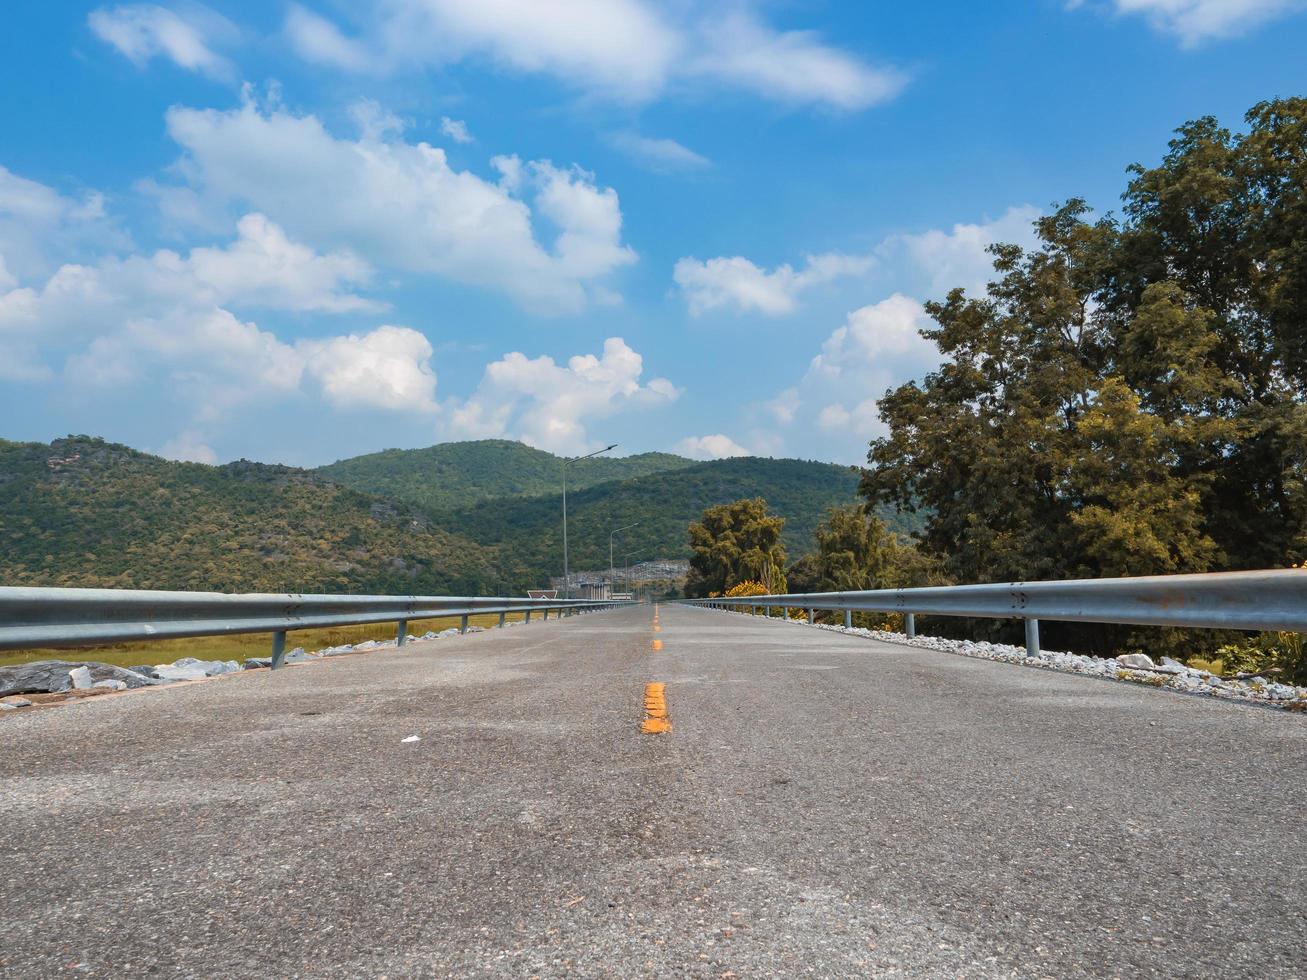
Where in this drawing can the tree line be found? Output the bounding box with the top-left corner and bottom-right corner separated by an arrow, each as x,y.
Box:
686,98 -> 1306,679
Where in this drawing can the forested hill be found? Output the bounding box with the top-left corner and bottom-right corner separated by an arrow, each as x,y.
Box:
1,436 -> 898,594
0,436 -> 497,594
317,439 -> 695,512
435,456 -> 916,587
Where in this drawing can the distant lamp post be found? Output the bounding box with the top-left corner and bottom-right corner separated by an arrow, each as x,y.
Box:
563,443 -> 616,599
609,522 -> 639,594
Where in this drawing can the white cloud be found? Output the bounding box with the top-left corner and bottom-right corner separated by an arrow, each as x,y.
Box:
0,165 -> 124,281
674,251 -> 873,316
690,11 -> 908,110
285,3 -> 371,71
183,213 -> 379,313
609,132 -> 709,174
353,0 -> 679,99
766,387 -> 800,424
158,430 -> 218,464
445,336 -> 679,454
88,3 -> 237,79
879,205 -> 1040,299
286,1 -> 904,111
440,116 -> 474,143
159,96 -> 636,312
767,294 -> 938,453
302,326 -> 438,413
676,433 -> 750,459
0,168 -> 437,420
680,205 -> 1039,320
808,294 -> 938,380
1073,0 -> 1305,43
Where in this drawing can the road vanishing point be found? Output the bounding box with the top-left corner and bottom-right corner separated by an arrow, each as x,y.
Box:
2,603 -> 1305,978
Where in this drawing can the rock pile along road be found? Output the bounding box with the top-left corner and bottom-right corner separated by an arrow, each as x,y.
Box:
3,603 -> 1305,977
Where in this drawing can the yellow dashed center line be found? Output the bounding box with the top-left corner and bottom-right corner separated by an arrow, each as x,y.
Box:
651,638 -> 663,651
641,682 -> 671,734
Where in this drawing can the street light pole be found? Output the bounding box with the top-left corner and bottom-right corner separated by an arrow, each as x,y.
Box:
563,443 -> 616,599
609,522 -> 639,594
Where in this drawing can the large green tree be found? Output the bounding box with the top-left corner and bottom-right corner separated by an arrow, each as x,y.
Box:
684,498 -> 787,597
860,98 -> 1307,647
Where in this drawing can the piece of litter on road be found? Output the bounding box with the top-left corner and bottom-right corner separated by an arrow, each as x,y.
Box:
401,735 -> 421,743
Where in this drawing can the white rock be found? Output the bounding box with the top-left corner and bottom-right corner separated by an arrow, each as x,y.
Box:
1116,653 -> 1155,670
401,735 -> 421,743
92,679 -> 127,691
68,666 -> 93,690
151,665 -> 209,682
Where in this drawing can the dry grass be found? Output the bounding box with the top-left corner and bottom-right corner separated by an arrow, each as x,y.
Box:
0,611 -> 526,670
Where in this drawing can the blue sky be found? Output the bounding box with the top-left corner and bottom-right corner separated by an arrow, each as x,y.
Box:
2,1 -> 1305,467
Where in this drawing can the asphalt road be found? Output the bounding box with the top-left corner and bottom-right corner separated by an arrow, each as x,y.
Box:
3,604 -> 1305,978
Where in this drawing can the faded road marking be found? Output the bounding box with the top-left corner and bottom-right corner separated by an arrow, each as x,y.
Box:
641,682 -> 671,734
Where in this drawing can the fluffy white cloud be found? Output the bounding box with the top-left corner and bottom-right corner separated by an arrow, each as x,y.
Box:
440,116 -> 474,143
609,132 -> 710,174
286,1 -> 904,111
158,96 -> 636,312
675,433 -> 750,459
768,294 -> 938,453
879,206 -> 1040,300
674,251 -> 873,316
302,325 -> 438,413
1069,0 -> 1304,43
182,213 -> 379,313
0,165 -> 124,281
88,3 -> 237,79
682,205 -> 1039,320
285,3 -> 371,70
816,399 -> 882,436
691,11 -> 907,110
808,294 -> 938,381
158,430 -> 218,464
0,169 -> 438,417
446,337 -> 679,454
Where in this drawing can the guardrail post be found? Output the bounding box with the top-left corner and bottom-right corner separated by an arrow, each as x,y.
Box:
525,610 -> 532,624
397,618 -> 408,647
498,611 -> 506,628
270,630 -> 287,670
905,613 -> 916,639
1025,618 -> 1040,658
460,614 -> 469,634
844,609 -> 852,629
807,608 -> 815,624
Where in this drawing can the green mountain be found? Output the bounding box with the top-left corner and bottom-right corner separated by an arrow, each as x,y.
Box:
318,439 -> 695,513
433,456 -> 916,585
0,436 -> 497,594
1,436 -> 907,595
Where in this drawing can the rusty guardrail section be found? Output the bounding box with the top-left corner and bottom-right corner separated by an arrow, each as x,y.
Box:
682,569 -> 1307,656
0,587 -> 623,667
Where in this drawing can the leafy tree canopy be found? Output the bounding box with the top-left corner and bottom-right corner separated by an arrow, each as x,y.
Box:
685,498 -> 787,597
862,98 -> 1307,594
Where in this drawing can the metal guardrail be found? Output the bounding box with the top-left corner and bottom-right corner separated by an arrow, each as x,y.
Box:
682,569 -> 1307,656
0,587 -> 623,668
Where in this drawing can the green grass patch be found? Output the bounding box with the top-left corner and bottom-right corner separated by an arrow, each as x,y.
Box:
0,611 -> 526,670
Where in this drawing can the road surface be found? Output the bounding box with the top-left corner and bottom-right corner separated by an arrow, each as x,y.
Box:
3,604 -> 1305,977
